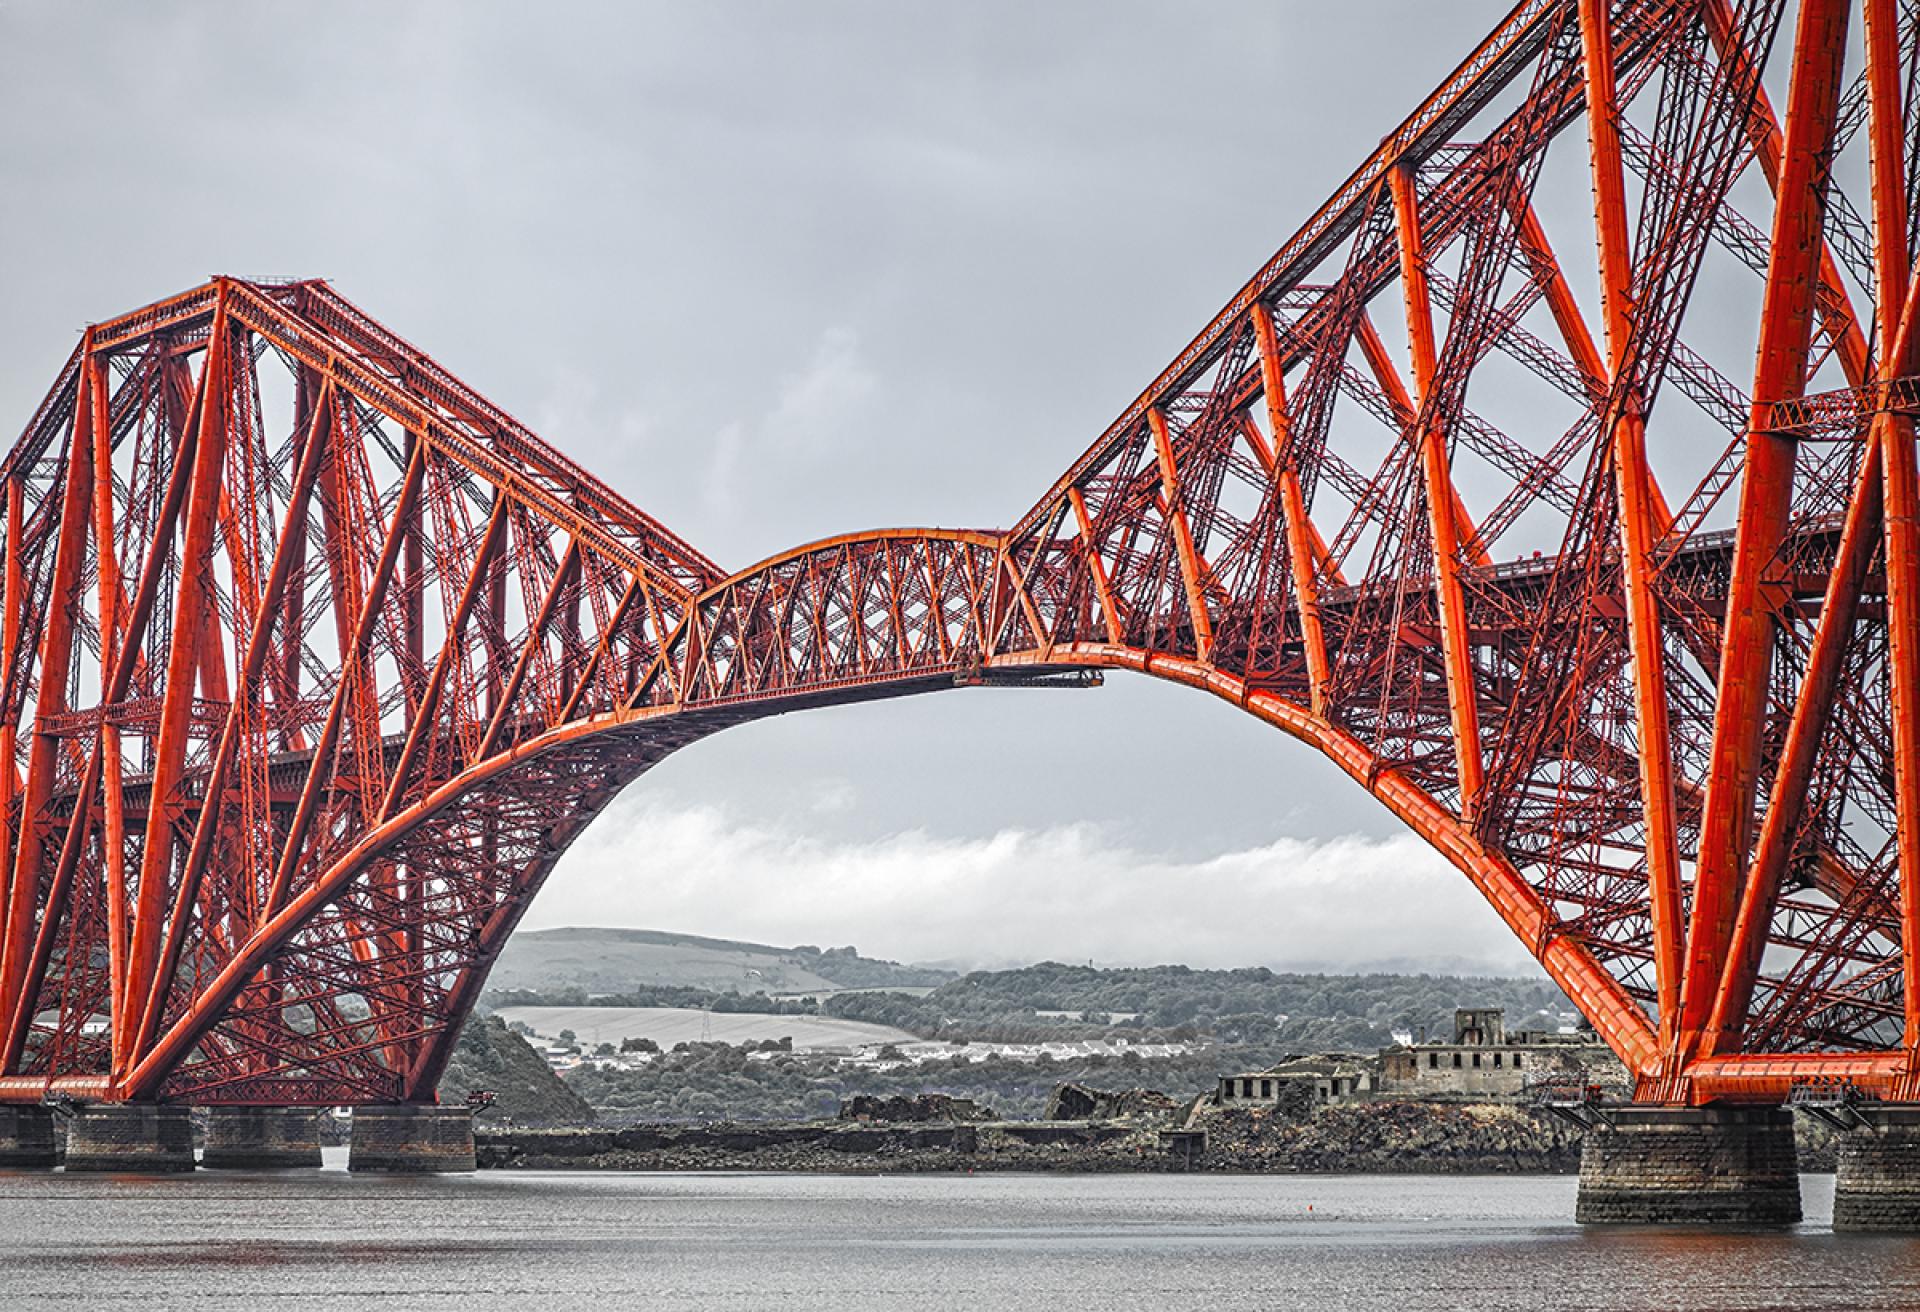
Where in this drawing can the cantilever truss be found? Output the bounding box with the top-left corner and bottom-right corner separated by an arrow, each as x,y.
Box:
2,0 -> 1919,1106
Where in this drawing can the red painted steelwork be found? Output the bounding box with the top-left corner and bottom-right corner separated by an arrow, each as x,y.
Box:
3,0 -> 1919,1106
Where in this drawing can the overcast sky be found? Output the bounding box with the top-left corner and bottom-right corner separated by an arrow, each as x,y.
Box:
0,1 -> 1542,974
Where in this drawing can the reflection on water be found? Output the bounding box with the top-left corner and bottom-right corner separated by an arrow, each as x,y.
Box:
0,1154 -> 1906,1311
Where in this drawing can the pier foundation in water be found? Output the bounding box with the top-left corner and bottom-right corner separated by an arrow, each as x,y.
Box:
0,1105 -> 56,1168
1833,1104 -> 1920,1231
201,1106 -> 324,1170
1575,1105 -> 1799,1225
349,1105 -> 476,1173
63,1103 -> 196,1173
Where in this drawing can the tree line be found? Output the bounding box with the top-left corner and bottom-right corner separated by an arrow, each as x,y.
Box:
486,964 -> 1575,1053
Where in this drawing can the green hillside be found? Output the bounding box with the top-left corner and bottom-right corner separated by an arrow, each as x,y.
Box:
437,1015 -> 595,1126
488,926 -> 956,995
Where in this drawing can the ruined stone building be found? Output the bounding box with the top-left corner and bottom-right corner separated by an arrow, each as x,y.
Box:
1044,1083 -> 1180,1123
838,1093 -> 990,1123
1374,1007 -> 1623,1099
1209,1007 -> 1625,1114
1215,1054 -> 1375,1111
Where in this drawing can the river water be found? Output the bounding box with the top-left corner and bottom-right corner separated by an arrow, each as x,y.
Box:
0,1157 -> 1911,1310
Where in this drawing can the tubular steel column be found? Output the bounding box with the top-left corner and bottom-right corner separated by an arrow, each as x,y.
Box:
124,286 -> 234,1066
1251,303 -> 1332,715
84,342 -> 131,1075
1389,163 -> 1485,821
1146,407 -> 1215,662
1684,0 -> 1853,1060
1710,448 -> 1883,1049
1577,0 -> 1686,1048
0,479 -> 20,1020
1,342 -> 99,1065
1862,0 -> 1920,1061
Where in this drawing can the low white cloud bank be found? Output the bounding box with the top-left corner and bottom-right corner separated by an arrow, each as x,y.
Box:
525,795 -> 1540,976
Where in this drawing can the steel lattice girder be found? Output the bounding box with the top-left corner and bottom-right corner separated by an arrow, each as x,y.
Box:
2,0 -> 1920,1107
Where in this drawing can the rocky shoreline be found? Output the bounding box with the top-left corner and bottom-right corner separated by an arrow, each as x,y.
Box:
1198,1102 -> 1584,1173
475,1098 -> 1857,1175
476,1100 -> 1600,1174
477,1119 -> 1176,1173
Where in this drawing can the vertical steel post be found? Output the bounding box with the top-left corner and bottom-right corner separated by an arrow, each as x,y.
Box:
1389,162 -> 1485,821
1684,0 -> 1852,1059
1577,0 -> 1687,1047
124,286 -> 234,1063
1861,0 -> 1920,1056
1146,407 -> 1215,661
1251,303 -> 1333,714
0,363 -> 95,1053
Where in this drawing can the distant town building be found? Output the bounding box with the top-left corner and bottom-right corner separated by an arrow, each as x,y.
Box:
1375,1007 -> 1622,1099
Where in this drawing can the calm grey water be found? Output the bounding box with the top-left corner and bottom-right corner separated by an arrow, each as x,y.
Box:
0,1155 -> 1911,1311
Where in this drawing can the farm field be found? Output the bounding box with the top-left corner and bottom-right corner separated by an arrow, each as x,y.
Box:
495,1005 -> 919,1052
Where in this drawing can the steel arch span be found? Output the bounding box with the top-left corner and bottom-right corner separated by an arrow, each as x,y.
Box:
4,0 -> 1920,1107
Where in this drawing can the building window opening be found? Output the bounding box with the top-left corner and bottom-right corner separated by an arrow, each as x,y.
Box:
1260,1080 -> 1272,1099
1453,1053 -> 1462,1068
1493,1053 -> 1502,1068
1513,1053 -> 1524,1068
1472,1053 -> 1482,1068
1428,1053 -> 1439,1069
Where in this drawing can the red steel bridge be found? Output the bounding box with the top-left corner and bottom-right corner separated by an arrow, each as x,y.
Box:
1,0 -> 1918,1110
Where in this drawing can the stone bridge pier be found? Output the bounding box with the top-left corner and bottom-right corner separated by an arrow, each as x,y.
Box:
0,1105 -> 56,1168
348,1105 -> 476,1173
0,1100 -> 476,1172
63,1104 -> 197,1173
201,1107 -> 324,1169
1575,1105 -> 1801,1226
1831,1105 -> 1920,1231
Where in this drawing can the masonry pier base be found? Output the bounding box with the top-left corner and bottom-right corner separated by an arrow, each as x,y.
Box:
348,1105 -> 475,1173
1575,1105 -> 1799,1225
1831,1105 -> 1920,1230
0,1106 -> 56,1168
201,1107 -> 323,1169
63,1104 -> 196,1173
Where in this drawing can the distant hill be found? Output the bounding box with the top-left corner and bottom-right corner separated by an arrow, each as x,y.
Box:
488,926 -> 956,995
